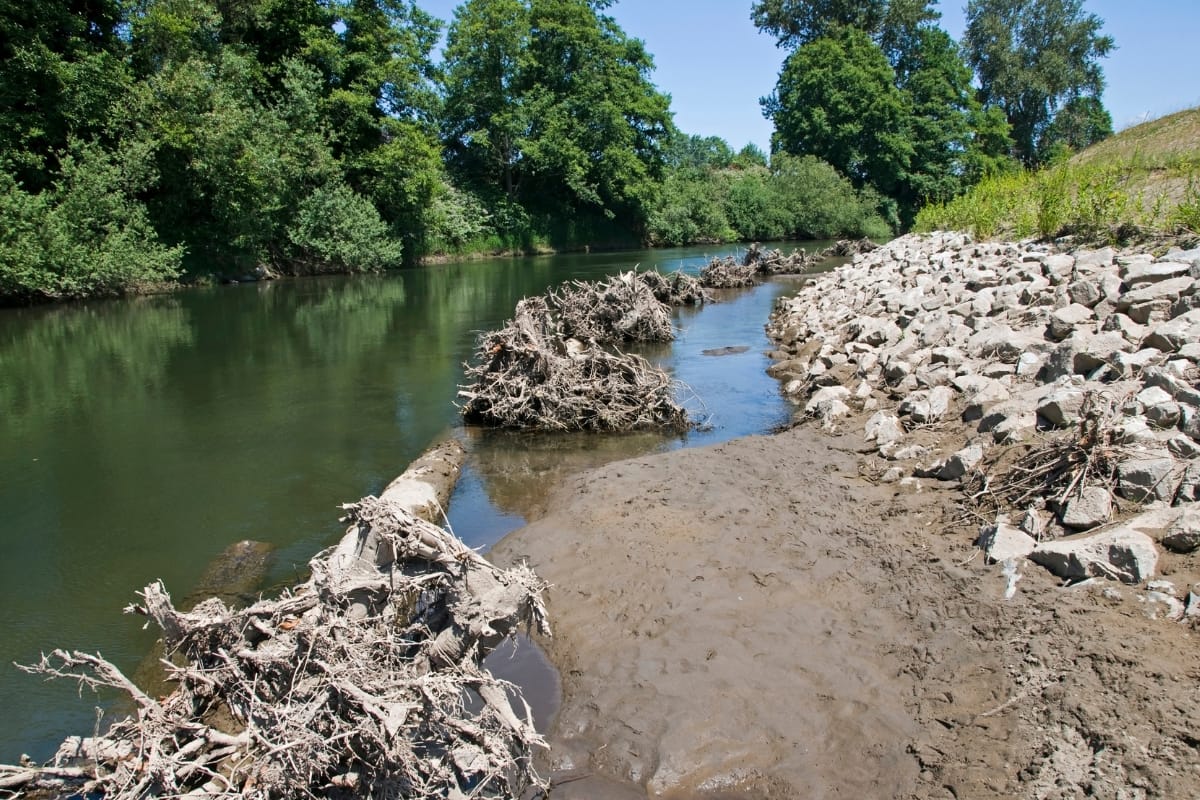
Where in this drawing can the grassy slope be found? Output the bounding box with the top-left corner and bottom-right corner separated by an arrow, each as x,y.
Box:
915,107 -> 1200,243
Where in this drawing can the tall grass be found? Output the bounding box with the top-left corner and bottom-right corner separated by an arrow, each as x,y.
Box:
915,113 -> 1200,243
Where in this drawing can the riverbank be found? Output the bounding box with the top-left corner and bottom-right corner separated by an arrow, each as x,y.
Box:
490,232 -> 1200,798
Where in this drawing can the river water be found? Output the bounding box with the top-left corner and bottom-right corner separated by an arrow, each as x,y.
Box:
0,242 -> 830,762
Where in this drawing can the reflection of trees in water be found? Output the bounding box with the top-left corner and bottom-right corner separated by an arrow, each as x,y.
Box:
465,427 -> 672,520
0,298 -> 194,422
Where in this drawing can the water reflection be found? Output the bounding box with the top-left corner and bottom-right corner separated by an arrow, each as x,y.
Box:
0,241 -> 826,762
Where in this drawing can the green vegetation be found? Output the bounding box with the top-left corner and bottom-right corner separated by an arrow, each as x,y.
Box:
0,0 -> 1127,301
915,108 -> 1200,242
755,0 -> 1115,225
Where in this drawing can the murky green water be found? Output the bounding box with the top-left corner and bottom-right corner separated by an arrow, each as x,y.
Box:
0,243 -> 829,761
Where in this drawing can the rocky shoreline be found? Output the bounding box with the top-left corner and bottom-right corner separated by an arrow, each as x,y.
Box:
488,232 -> 1200,799
768,231 -> 1200,604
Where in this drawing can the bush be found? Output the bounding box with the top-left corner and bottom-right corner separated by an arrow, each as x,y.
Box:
286,183 -> 404,273
0,141 -> 181,301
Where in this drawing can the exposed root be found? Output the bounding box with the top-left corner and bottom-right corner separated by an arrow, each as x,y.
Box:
458,297 -> 691,433
700,256 -> 758,288
4,500 -> 551,799
551,272 -> 675,344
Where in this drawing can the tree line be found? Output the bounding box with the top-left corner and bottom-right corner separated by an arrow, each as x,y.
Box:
0,0 -> 1113,301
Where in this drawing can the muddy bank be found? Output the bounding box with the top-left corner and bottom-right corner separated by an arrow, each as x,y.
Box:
487,232 -> 1200,798
491,423 -> 1200,798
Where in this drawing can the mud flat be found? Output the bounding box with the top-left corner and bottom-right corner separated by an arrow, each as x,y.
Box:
491,233 -> 1200,799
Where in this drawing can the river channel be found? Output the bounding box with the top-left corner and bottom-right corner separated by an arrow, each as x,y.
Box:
0,242 -> 834,762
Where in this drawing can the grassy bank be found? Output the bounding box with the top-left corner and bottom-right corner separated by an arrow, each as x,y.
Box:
915,108 -> 1200,243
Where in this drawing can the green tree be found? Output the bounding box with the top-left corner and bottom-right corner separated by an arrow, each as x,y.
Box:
441,0 -> 530,202
518,0 -> 672,235
763,26 -> 913,198
963,0 -> 1114,166
751,0 -> 938,62
1042,95 -> 1113,158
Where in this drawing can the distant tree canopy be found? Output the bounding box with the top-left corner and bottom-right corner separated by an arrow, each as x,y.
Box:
963,0 -> 1114,166
757,0 -> 1113,223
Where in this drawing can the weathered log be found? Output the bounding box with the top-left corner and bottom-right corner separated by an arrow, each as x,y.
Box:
379,437 -> 466,524
5,444 -> 549,800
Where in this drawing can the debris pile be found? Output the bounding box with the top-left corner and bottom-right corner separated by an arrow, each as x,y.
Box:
458,296 -> 691,433
0,457 -> 551,798
767,230 -> 1200,599
552,272 -> 677,344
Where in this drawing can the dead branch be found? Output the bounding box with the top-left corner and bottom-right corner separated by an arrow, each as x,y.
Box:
457,296 -> 692,433
5,497 -> 552,799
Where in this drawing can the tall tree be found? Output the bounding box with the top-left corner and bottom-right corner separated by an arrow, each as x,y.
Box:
751,0 -> 938,63
763,26 -> 912,199
963,0 -> 1114,166
441,0 -> 530,201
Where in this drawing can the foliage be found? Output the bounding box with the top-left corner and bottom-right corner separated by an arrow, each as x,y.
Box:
914,120 -> 1200,243
963,0 -> 1114,167
0,141 -> 182,301
287,183 -> 404,273
764,26 -> 913,198
750,0 -> 938,58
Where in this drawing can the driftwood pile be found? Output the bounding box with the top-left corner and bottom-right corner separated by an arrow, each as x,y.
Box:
702,239 -> 880,289
551,272 -> 676,344
1,477 -> 551,798
458,296 -> 690,433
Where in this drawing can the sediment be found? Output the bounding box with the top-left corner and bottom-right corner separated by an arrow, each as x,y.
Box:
488,232 -> 1200,799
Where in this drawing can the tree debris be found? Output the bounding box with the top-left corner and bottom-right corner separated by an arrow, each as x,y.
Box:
458,296 -> 691,433
2,494 -> 551,799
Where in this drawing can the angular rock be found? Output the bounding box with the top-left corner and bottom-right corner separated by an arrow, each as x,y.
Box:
1047,303 -> 1095,341
977,521 -> 1037,563
1073,247 -> 1115,271
900,385 -> 954,424
1067,279 -> 1103,308
1168,433 -> 1200,460
864,411 -> 905,448
938,444 -> 985,481
1116,454 -> 1179,503
1162,508 -> 1200,553
1116,276 -> 1196,311
1030,529 -> 1158,584
1136,385 -> 1181,428
1143,308 -> 1200,353
1061,486 -> 1113,530
1122,259 -> 1193,286
1037,385 -> 1088,427
1112,348 -> 1164,377
805,386 -> 852,424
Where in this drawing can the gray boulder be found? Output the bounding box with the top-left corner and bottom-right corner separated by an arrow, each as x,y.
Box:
1143,308 -> 1200,353
1030,528 -> 1158,584
864,411 -> 905,448
1136,385 -> 1181,428
977,521 -> 1037,563
1037,385 -> 1087,427
1067,279 -> 1103,308
1046,303 -> 1096,341
938,444 -> 985,481
900,385 -> 954,423
1162,508 -> 1200,553
1061,486 -> 1113,530
1122,259 -> 1193,286
1116,454 -> 1179,503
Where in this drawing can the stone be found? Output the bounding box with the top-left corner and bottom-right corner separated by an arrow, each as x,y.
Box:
848,316 -> 902,347
1112,348 -> 1164,377
900,385 -> 954,424
1030,528 -> 1158,584
1112,416 -> 1158,446
1061,486 -> 1113,530
977,521 -> 1037,563
1040,331 -> 1133,381
864,411 -> 905,448
1116,454 -> 1178,503
1037,385 -> 1087,427
1143,308 -> 1200,353
1176,463 -> 1200,504
1135,385 -> 1181,428
991,409 -> 1036,443
939,444 -> 984,481
952,374 -> 1011,406
1116,276 -> 1196,311
1167,434 -> 1200,460
1128,299 -> 1174,326
1122,259 -> 1193,286
1161,508 -> 1200,553
1073,247 -> 1115,271
1041,254 -> 1077,282
805,386 -> 852,424
1046,303 -> 1096,341
879,466 -> 904,483
1067,279 -> 1103,308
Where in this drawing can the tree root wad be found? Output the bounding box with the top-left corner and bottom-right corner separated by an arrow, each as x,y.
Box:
2,498 -> 552,799
458,272 -> 700,434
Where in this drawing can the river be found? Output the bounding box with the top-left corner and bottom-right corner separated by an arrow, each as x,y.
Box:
0,242 -> 832,762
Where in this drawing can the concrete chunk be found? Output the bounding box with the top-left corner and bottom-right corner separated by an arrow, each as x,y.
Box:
1030,528 -> 1158,584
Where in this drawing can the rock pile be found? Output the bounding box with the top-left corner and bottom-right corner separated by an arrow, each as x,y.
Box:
767,231 -> 1200,605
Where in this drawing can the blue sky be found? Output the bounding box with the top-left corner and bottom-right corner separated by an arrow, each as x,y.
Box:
417,0 -> 1200,153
